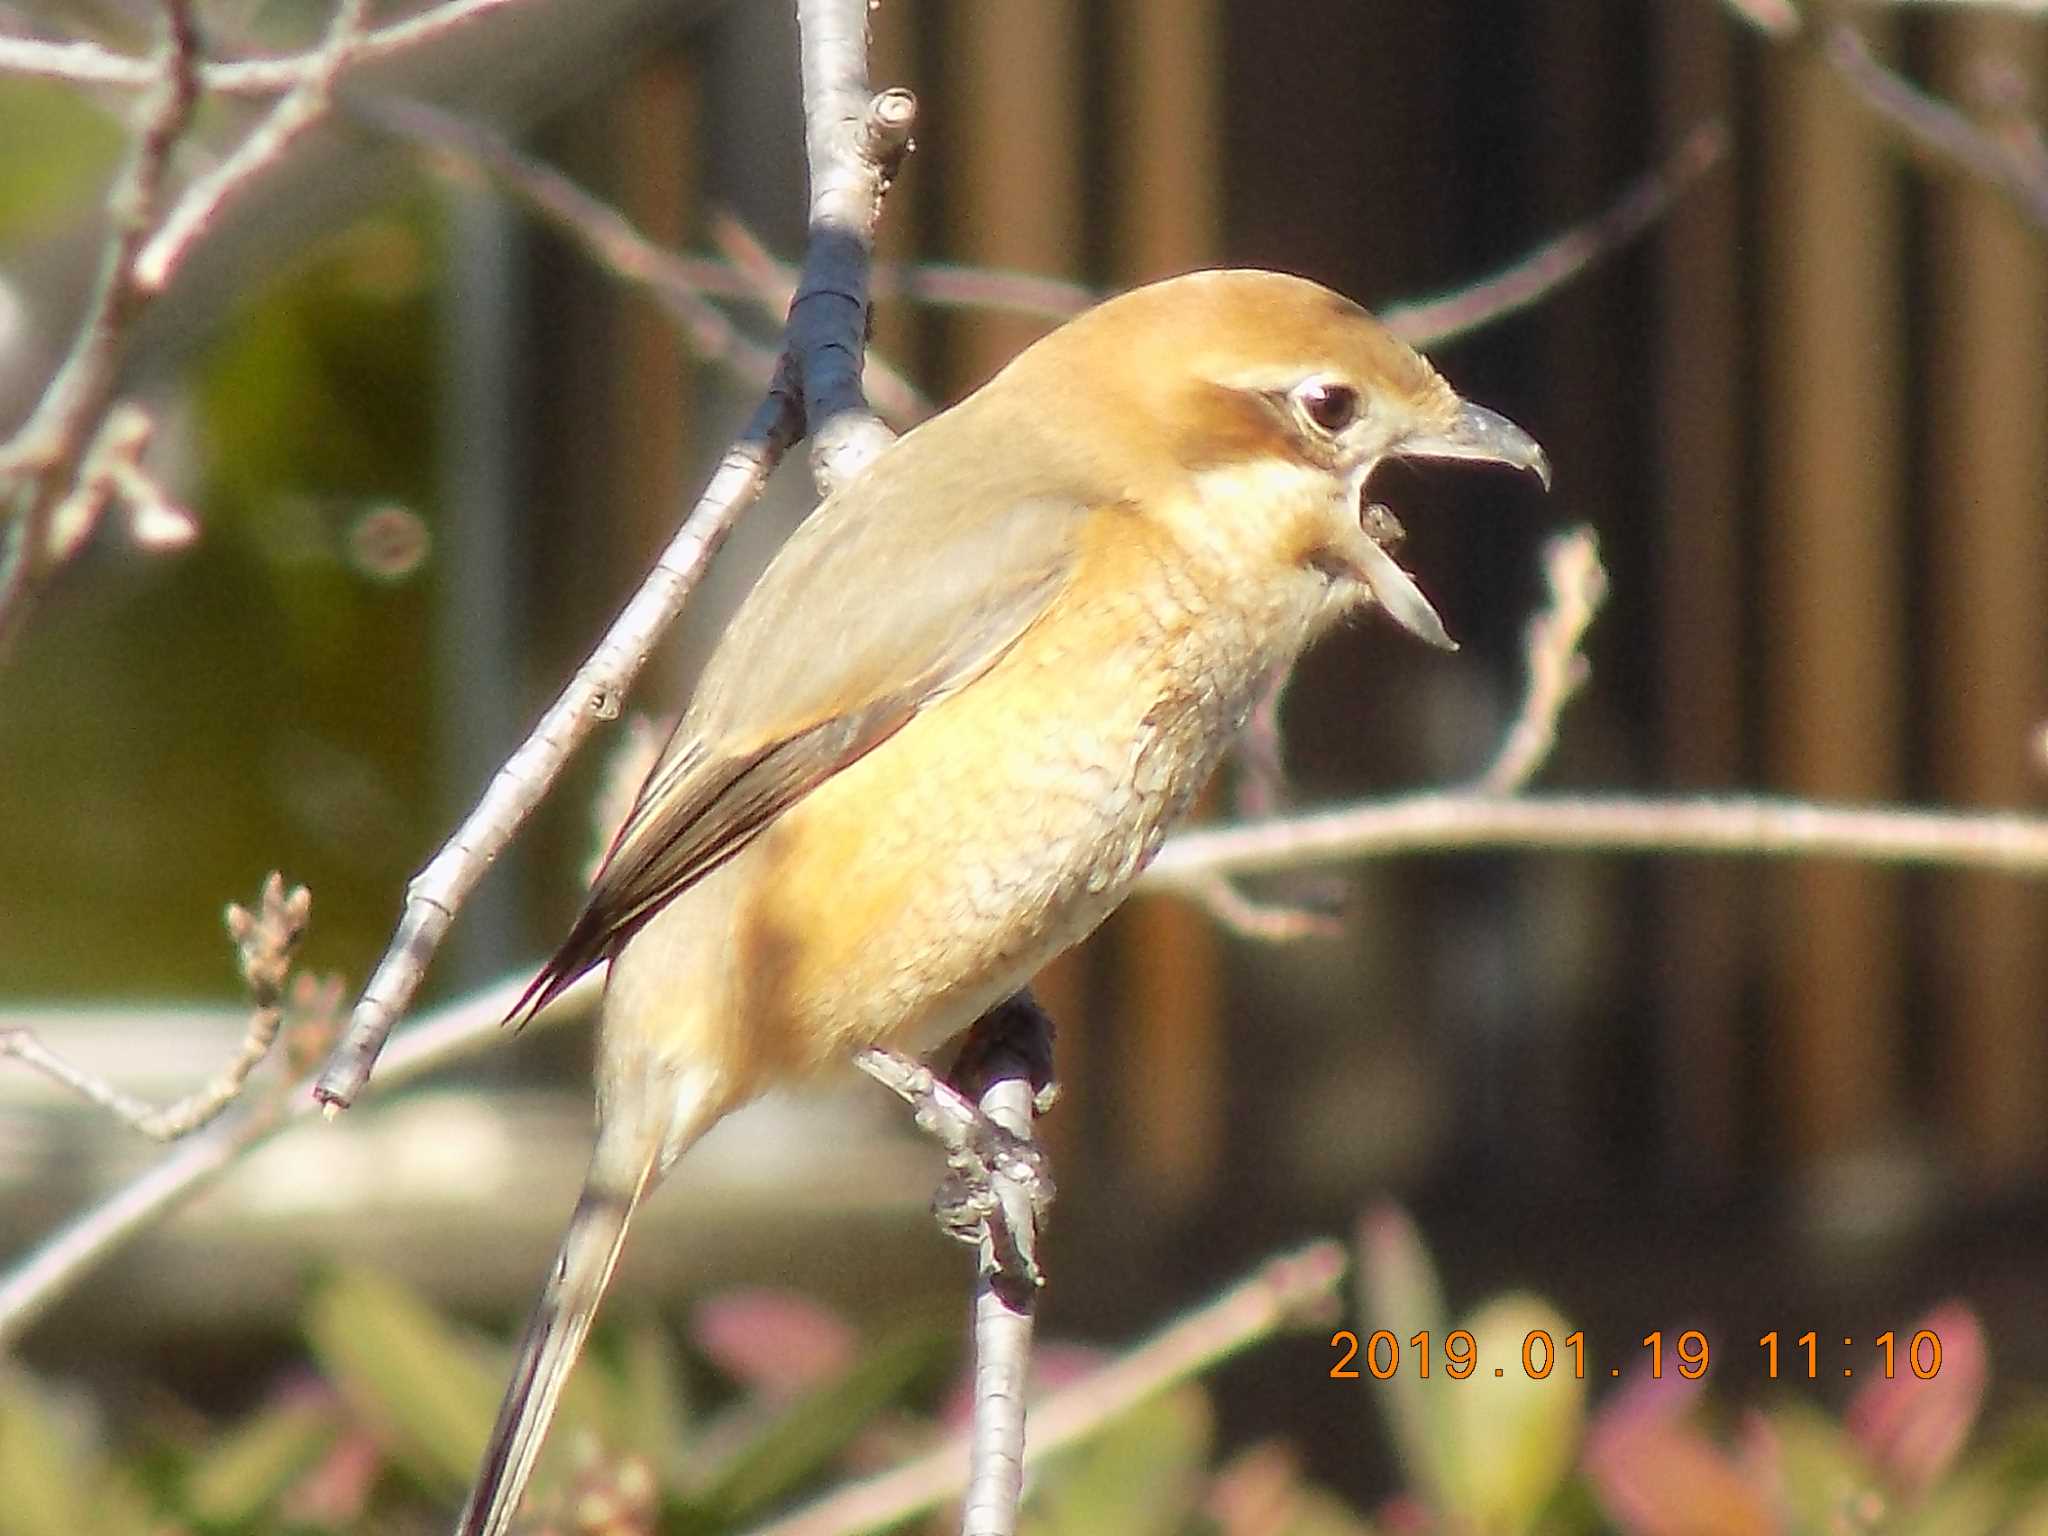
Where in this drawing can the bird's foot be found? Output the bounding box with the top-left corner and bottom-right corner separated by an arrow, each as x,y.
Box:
856,991 -> 1058,1306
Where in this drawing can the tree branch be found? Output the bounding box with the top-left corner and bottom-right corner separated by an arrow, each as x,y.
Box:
1143,794 -> 2048,890
0,968 -> 595,1350
1821,21 -> 2048,234
1475,526 -> 1608,794
1382,119 -> 1730,348
0,0 -> 542,96
1,874 -> 310,1140
130,0 -> 371,294
313,0 -> 917,1111
0,0 -> 198,649
741,1242 -> 1344,1536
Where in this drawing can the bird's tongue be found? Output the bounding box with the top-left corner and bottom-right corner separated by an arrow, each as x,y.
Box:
1357,502 -> 1456,652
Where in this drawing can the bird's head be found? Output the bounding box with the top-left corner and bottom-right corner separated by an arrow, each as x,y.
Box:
1001,268 -> 1551,650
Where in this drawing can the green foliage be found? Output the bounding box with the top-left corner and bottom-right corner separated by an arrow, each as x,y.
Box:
10,1223 -> 2048,1534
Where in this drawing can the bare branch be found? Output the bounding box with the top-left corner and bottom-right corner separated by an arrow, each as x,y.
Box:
741,1241 -> 1345,1536
866,262 -> 1095,324
360,98 -> 787,389
1383,120 -> 1730,349
0,966 -> 596,1350
314,0 -> 919,1110
790,0 -> 913,495
1183,874 -> 1345,943
1475,526 -> 1609,794
0,0 -> 540,96
0,0 -> 198,647
1,874 -> 309,1139
707,215 -> 934,422
131,0 -> 372,293
1716,0 -> 1804,35
1144,794 -> 2048,890
1822,22 -> 2048,234
313,426 -> 794,1111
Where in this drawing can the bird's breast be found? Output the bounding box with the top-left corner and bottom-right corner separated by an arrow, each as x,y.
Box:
717,541 -> 1293,1085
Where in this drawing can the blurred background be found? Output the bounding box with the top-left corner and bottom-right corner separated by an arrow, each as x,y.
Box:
3,0 -> 2046,1528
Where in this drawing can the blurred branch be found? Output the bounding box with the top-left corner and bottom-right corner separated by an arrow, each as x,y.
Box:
0,0 -> 198,650
0,874 -> 309,1140
1383,120 -> 1730,348
1822,22 -> 2048,234
1714,3 -> 2048,233
131,0 -> 370,292
0,968 -> 595,1350
744,1241 -> 1346,1536
1476,526 -> 1608,794
1145,794 -> 2048,889
358,96 -> 787,389
313,0 -> 916,1110
0,0 -> 542,96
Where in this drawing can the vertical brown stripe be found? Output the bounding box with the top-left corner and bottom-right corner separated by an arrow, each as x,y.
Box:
1762,32 -> 1907,1167
1655,5 -> 1746,1180
949,0 -> 1083,388
1928,20 -> 2048,1190
615,51 -> 699,701
1108,0 -> 1226,1204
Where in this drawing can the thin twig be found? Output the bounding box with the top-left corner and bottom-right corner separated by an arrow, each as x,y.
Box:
741,1241 -> 1346,1536
1822,22 -> 2048,234
132,0 -> 371,293
1143,793 -> 2048,889
1383,120 -> 1730,349
1475,526 -> 1609,794
358,98 -> 786,387
0,0 -> 540,96
1183,874 -> 1345,943
1,874 -> 308,1140
313,0 -> 917,1111
1716,0 -> 1804,35
0,0 -> 198,647
0,967 -> 597,1349
312,423 -> 793,1110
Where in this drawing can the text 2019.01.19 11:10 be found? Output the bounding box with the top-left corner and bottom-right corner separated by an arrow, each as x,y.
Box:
1328,1329 -> 1945,1382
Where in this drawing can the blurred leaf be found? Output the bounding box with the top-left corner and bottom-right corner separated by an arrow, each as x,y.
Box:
1890,1470 -> 2010,1536
304,1267 -> 506,1492
1845,1303 -> 1986,1498
1208,1440 -> 1380,1536
1355,1205 -> 1452,1503
0,1370 -> 153,1536
1020,1385 -> 1210,1536
693,1288 -> 858,1401
1762,1404 -> 1879,1535
1582,1401 -> 1775,1536
606,1317 -> 696,1481
695,1323 -> 947,1523
1437,1294 -> 1585,1533
181,1391 -> 340,1530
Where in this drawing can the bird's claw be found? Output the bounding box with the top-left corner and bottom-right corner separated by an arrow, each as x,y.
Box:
933,1117 -> 1054,1301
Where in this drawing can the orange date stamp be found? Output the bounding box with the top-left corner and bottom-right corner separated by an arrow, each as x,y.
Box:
1328,1328 -> 1946,1382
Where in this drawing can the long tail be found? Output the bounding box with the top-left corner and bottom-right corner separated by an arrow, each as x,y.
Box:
454,1164 -> 652,1536
456,1060 -> 720,1536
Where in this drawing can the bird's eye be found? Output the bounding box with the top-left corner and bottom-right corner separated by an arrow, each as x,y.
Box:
1296,379 -> 1360,435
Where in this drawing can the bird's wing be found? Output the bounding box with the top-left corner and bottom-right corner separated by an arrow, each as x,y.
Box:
510,443 -> 1091,1023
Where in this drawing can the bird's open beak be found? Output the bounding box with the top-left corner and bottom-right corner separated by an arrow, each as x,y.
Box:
1335,401 -> 1549,653
1398,400 -> 1552,490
